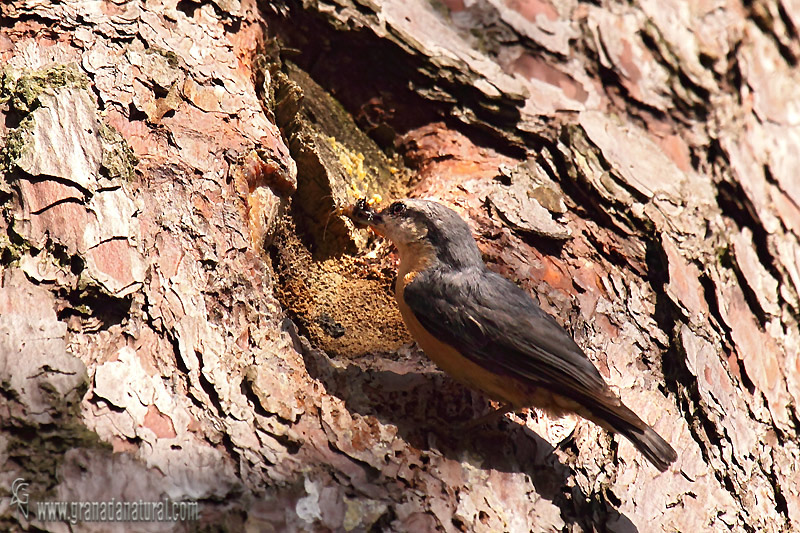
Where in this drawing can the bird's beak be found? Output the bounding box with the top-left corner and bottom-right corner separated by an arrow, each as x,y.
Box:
342,198 -> 385,235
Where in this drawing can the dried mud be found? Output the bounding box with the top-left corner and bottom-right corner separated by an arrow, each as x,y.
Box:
270,215 -> 411,359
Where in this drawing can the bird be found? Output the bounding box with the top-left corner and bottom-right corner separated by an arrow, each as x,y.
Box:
344,197 -> 677,471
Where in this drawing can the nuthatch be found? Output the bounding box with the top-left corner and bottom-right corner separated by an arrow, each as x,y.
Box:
345,197 -> 677,471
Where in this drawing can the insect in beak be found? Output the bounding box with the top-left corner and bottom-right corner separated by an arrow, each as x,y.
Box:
340,194 -> 383,229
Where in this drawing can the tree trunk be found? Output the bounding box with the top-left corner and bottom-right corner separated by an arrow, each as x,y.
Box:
1,0 -> 798,531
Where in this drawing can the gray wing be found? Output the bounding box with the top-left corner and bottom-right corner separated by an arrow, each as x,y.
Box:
403,267 -> 611,403
405,267 -> 678,470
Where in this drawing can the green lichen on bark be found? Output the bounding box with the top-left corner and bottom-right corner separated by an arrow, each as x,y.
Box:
0,63 -> 137,181
0,115 -> 34,174
0,63 -> 90,114
0,228 -> 26,265
98,122 -> 138,182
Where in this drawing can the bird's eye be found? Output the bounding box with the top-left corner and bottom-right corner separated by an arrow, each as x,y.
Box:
389,202 -> 406,215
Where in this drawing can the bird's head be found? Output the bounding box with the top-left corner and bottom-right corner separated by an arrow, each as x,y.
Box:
346,198 -> 484,270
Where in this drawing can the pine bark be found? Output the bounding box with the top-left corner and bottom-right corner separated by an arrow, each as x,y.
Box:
1,0 -> 798,531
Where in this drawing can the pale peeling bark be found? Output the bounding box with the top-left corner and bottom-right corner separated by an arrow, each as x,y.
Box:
0,0 -> 798,532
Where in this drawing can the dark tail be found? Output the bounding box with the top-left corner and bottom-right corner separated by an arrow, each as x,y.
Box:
587,400 -> 678,472
617,422 -> 677,472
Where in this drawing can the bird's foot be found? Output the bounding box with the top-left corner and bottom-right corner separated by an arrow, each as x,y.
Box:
455,403 -> 516,434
